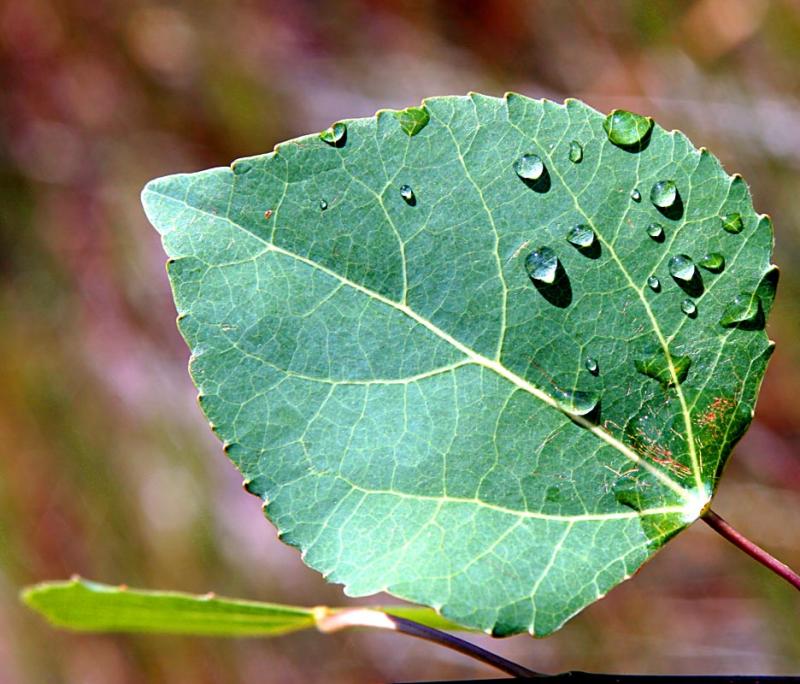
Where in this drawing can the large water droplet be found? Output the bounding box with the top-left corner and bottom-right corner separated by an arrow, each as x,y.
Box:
552,387 -> 600,417
650,180 -> 678,209
400,184 -> 415,203
720,292 -> 762,328
699,252 -> 725,273
585,357 -> 599,374
630,188 -> 641,202
524,247 -> 558,284
319,199 -> 328,211
669,254 -> 695,282
568,140 -> 583,163
514,154 -> 544,180
319,122 -> 346,146
394,106 -> 430,137
603,110 -> 653,147
681,299 -> 697,317
647,276 -> 661,291
566,224 -> 595,249
722,212 -> 744,234
647,223 -> 664,240
635,351 -> 692,386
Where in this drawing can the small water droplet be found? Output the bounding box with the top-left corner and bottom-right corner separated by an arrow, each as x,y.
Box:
400,184 -> 415,203
585,357 -> 599,374
669,254 -> 695,282
568,140 -> 583,163
552,387 -> 599,416
646,223 -> 664,240
514,154 -> 545,181
319,199 -> 328,211
603,109 -> 653,147
650,180 -> 678,209
566,224 -> 595,249
722,212 -> 744,234
635,351 -> 692,386
681,299 -> 697,316
630,188 -> 641,202
647,276 -> 661,291
319,122 -> 347,146
720,292 -> 762,328
699,252 -> 725,273
524,246 -> 558,284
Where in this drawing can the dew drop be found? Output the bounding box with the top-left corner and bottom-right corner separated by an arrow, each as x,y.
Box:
319,199 -> 328,211
668,254 -> 695,282
722,212 -> 744,234
646,223 -> 664,240
319,122 -> 347,146
514,154 -> 545,181
634,351 -> 691,386
647,275 -> 661,291
630,188 -> 641,202
400,184 -> 415,203
566,224 -> 595,249
681,299 -> 697,316
394,106 -> 430,137
552,387 -> 600,417
585,357 -> 599,374
568,140 -> 583,163
699,252 -> 725,273
720,292 -> 762,328
524,247 -> 558,284
603,109 -> 653,147
650,180 -> 678,209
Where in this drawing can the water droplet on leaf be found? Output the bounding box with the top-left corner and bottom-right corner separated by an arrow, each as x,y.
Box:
630,189 -> 641,202
647,276 -> 661,291
568,140 -> 583,163
524,247 -> 558,284
319,122 -> 346,146
722,212 -> 744,234
394,106 -> 430,137
699,253 -> 725,273
646,223 -> 664,240
552,387 -> 600,417
720,292 -> 762,328
668,254 -> 695,282
635,351 -> 692,386
650,180 -> 678,209
603,109 -> 653,147
585,357 -> 599,374
566,224 -> 595,249
319,199 -> 328,211
681,299 -> 697,316
400,184 -> 415,203
514,154 -> 544,181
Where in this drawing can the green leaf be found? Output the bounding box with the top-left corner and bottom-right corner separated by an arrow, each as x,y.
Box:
141,94 -> 777,637
21,577 -> 461,636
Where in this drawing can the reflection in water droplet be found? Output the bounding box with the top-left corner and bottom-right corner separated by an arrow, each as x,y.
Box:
630,189 -> 641,202
720,292 -> 761,328
681,299 -> 697,316
585,357 -> 598,374
394,106 -> 430,137
635,351 -> 692,386
722,212 -> 744,234
319,199 -> 328,211
669,254 -> 695,282
647,276 -> 661,291
650,180 -> 678,209
569,140 -> 583,163
647,223 -> 664,240
552,387 -> 599,416
514,154 -> 544,180
400,184 -> 414,203
524,247 -> 558,284
699,253 -> 725,273
603,110 -> 653,147
319,122 -> 346,145
566,224 -> 595,249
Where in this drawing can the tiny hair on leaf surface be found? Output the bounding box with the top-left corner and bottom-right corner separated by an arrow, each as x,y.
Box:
141,93 -> 777,637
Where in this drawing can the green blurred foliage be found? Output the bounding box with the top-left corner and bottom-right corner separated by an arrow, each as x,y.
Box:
1,1 -> 798,681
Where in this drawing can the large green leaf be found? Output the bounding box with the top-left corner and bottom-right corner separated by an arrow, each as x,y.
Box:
141,94 -> 776,637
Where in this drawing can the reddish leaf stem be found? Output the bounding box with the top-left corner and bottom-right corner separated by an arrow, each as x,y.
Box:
702,508 -> 800,592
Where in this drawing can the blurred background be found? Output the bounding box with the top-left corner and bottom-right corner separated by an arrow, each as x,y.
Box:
1,0 -> 799,681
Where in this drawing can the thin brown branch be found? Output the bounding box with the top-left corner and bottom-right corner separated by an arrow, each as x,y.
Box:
702,508 -> 800,592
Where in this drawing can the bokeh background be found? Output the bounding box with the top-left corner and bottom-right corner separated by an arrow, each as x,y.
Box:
2,1 -> 799,681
